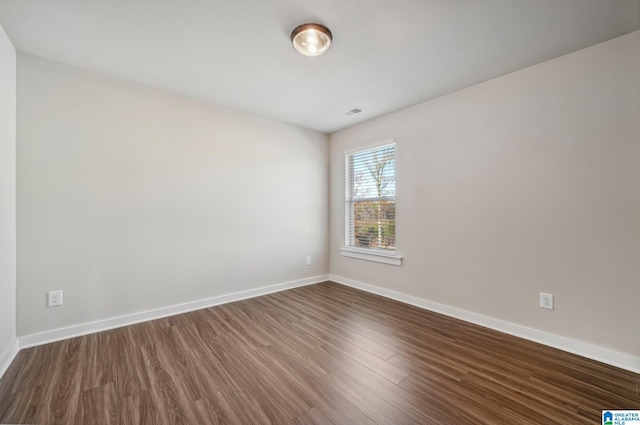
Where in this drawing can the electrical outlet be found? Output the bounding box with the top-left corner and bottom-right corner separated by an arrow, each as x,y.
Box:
48,290 -> 63,307
306,256 -> 311,266
539,293 -> 553,310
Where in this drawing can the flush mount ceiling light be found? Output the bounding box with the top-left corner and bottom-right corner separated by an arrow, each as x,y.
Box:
291,23 -> 332,57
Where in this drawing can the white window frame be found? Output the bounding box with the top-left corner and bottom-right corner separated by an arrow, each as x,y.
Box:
341,141 -> 402,266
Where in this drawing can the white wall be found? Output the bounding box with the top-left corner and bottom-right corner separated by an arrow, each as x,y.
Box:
17,54 -> 329,337
330,31 -> 640,359
0,23 -> 17,374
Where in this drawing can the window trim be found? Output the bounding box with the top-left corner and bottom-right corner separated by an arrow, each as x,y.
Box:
340,247 -> 402,266
343,140 -> 401,266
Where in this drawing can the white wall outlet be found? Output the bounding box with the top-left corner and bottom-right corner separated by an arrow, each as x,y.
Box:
48,290 -> 63,307
539,292 -> 553,310
306,256 -> 311,266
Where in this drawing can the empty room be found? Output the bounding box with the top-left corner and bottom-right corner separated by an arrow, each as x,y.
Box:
0,1 -> 639,424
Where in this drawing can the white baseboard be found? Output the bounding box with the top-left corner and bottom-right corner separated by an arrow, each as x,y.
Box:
330,274 -> 640,374
12,273 -> 639,375
19,274 -> 329,349
0,337 -> 19,380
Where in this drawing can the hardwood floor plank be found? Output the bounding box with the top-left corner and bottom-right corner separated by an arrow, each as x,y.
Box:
319,371 -> 420,425
212,332 -> 307,421
463,371 -> 586,425
140,343 -> 201,425
80,331 -> 115,392
251,318 -> 334,377
192,395 -> 231,425
288,320 -> 410,384
302,315 -> 398,360
212,389 -> 275,425
0,281 -> 637,425
217,303 -> 276,349
112,327 -> 150,399
387,348 -> 469,381
199,335 -> 291,425
331,354 -> 446,424
0,385 -> 43,424
398,373 -> 514,425
74,382 -> 118,425
29,339 -> 74,424
119,391 -> 158,425
49,336 -> 84,423
3,342 -> 59,395
249,345 -> 316,415
301,376 -> 378,425
0,349 -> 31,397
291,406 -> 336,425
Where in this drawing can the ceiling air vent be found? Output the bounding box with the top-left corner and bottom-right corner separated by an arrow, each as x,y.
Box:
343,108 -> 364,117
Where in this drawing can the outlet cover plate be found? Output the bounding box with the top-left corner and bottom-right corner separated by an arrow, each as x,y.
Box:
539,292 -> 554,310
48,290 -> 63,307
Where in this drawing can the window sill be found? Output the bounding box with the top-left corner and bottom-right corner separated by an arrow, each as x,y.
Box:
340,248 -> 403,266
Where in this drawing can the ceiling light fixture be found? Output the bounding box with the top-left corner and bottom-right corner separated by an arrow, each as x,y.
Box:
291,23 -> 332,57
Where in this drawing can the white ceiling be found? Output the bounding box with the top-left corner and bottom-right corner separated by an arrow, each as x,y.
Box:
1,0 -> 639,133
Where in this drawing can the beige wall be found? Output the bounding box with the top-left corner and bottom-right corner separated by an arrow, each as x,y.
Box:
329,31 -> 640,357
17,54 -> 329,336
0,23 -> 17,369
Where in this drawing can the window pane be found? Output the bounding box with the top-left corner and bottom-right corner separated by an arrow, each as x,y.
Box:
351,145 -> 395,200
346,143 -> 396,252
352,200 -> 395,249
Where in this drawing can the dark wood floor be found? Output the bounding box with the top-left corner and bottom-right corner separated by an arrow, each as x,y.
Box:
0,282 -> 638,424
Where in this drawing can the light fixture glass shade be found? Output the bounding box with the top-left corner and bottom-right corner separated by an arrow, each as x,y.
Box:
291,24 -> 332,57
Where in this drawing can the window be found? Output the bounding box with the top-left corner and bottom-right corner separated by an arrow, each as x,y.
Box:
343,142 -> 400,265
